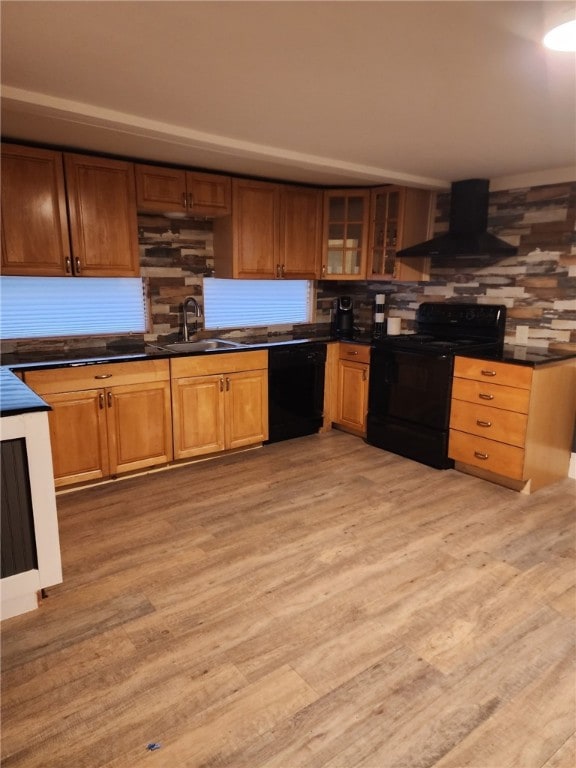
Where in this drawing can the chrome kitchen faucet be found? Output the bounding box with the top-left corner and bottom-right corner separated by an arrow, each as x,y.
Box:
182,296 -> 202,341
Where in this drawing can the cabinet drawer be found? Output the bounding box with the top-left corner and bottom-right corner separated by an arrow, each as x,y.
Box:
454,357 -> 532,389
170,350 -> 268,378
450,400 -> 528,447
452,377 -> 531,414
339,343 -> 370,365
449,430 -> 525,480
25,359 -> 170,394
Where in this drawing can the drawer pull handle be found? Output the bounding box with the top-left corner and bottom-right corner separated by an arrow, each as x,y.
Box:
479,393 -> 494,400
474,451 -> 489,460
107,391 -> 113,408
481,369 -> 497,377
98,392 -> 105,410
476,420 -> 492,428
94,373 -> 112,380
347,350 -> 359,356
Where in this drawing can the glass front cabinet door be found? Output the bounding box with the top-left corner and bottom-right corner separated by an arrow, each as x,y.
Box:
322,190 -> 370,280
368,185 -> 434,282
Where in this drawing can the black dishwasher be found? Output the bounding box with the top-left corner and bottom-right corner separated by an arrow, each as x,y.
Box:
266,342 -> 327,443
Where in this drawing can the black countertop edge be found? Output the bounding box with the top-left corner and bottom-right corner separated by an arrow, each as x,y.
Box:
0,367 -> 51,418
2,336 -> 575,371
1,336 -> 339,371
458,344 -> 576,366
2,337 -> 574,418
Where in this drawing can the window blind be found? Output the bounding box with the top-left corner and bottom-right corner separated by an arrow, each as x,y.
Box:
203,278 -> 312,329
0,277 -> 147,339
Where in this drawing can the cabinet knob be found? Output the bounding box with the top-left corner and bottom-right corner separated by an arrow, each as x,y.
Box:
65,257 -> 72,275
107,391 -> 113,408
74,257 -> 81,274
99,392 -> 105,409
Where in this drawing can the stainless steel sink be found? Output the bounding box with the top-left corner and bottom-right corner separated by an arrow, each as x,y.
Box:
151,339 -> 246,353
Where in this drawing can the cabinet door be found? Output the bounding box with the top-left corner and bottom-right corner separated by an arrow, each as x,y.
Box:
135,164 -> 187,214
64,153 -> 140,277
186,171 -> 231,217
107,381 -> 173,474
368,187 -> 400,280
172,374 -> 226,459
1,144 -> 71,276
231,178 -> 279,278
368,186 -> 433,282
322,190 -> 369,280
336,360 -> 369,435
225,369 -> 268,448
279,185 -> 322,279
44,389 -> 109,487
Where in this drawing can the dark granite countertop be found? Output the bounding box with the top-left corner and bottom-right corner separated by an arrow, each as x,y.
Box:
340,336 -> 576,365
0,367 -> 51,417
497,344 -> 576,365
455,344 -> 576,366
2,335 -> 573,418
0,336 -> 337,416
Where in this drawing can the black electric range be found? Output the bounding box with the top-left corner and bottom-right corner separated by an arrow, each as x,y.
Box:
366,302 -> 507,469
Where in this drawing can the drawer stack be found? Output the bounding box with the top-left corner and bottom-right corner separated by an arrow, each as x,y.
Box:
449,355 -> 575,493
449,358 -> 532,481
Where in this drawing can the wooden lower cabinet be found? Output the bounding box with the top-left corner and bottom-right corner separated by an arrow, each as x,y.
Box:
171,351 -> 268,459
449,355 -> 576,493
24,361 -> 173,488
334,343 -> 370,437
42,388 -> 109,485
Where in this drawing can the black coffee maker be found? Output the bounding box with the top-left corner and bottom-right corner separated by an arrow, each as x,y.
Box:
333,296 -> 354,338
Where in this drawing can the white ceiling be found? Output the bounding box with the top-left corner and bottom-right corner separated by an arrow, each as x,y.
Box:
1,1 -> 575,190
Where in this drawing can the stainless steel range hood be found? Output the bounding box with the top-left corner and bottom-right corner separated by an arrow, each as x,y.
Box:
397,179 -> 517,257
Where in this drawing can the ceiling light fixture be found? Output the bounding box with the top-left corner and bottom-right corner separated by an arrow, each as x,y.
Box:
543,18 -> 576,51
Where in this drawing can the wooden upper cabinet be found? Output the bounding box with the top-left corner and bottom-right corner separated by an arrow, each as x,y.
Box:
64,153 -> 140,277
213,179 -> 322,279
187,171 -> 231,217
1,144 -> 71,276
213,178 -> 280,278
368,186 -> 434,282
135,164 -> 231,218
1,144 -> 140,278
279,185 -> 322,279
321,189 -> 370,280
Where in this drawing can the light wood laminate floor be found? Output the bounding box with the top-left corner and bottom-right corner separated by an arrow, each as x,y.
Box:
2,431 -> 575,768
